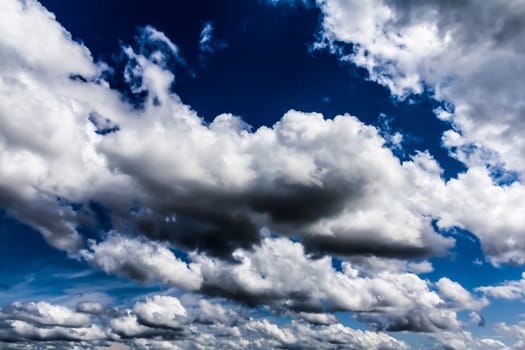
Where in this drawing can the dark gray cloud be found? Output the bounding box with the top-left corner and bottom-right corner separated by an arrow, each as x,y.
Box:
303,234 -> 435,259
358,310 -> 455,333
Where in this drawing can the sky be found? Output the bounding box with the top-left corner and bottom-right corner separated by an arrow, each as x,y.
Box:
1,0 -> 525,349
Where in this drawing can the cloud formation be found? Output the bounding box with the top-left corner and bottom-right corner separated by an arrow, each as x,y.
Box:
0,296 -> 411,349
80,233 -> 203,291
314,0 -> 525,266
0,0 -> 454,262
2,0 -> 524,348
476,273 -> 525,300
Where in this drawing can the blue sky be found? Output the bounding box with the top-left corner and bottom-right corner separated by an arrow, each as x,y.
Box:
1,0 -> 525,349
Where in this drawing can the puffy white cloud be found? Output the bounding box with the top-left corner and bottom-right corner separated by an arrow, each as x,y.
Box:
131,338 -> 181,350
0,301 -> 91,328
0,292 -> 502,349
0,295 -> 413,349
0,0 -> 455,263
476,272 -> 525,300
133,295 -> 188,330
76,302 -> 105,315
436,277 -> 488,310
0,0 -> 125,252
496,321 -> 525,349
347,255 -> 434,275
195,236 -> 463,332
80,233 -> 203,291
244,319 -> 410,350
314,0 -> 525,265
293,311 -> 337,325
0,0 -> 96,77
316,0 -> 525,168
467,312 -> 486,328
397,151 -> 525,266
0,1 -> 515,348
430,330 -> 511,350
194,299 -> 238,325
245,319 -> 297,345
435,168 -> 525,266
0,301 -> 105,342
109,313 -> 152,338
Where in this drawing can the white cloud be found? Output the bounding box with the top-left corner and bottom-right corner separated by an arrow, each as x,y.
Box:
139,25 -> 186,67
0,0 -> 95,77
0,0 -> 454,263
430,330 -> 511,350
293,311 -> 337,325
314,0 -> 525,265
1,1 -> 519,347
251,320 -> 411,350
195,236 -> 464,332
80,233 -> 203,291
496,321 -> 525,349
0,301 -> 91,328
194,299 -> 238,325
0,301 -> 105,342
404,157 -> 525,266
476,273 -> 525,300
436,277 -> 488,310
0,294 -> 414,349
437,168 -> 525,266
109,313 -> 151,338
316,0 -> 525,169
76,302 -> 105,315
245,319 -> 297,345
133,295 -> 188,329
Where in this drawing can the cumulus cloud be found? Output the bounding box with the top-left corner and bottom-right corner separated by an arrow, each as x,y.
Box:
75,232 -> 468,333
435,168 -> 525,266
313,0 -> 525,265
0,301 -> 105,342
430,330 -> 511,350
0,295 -> 414,349
0,1 -> 516,348
476,273 -> 525,300
193,299 -> 239,325
496,321 -> 525,349
0,0 -> 454,263
76,302 -> 105,315
245,319 -> 411,350
133,295 -> 188,330
0,301 -> 90,328
80,233 -> 203,291
196,236 -> 466,332
436,277 -> 488,310
0,0 -> 123,252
